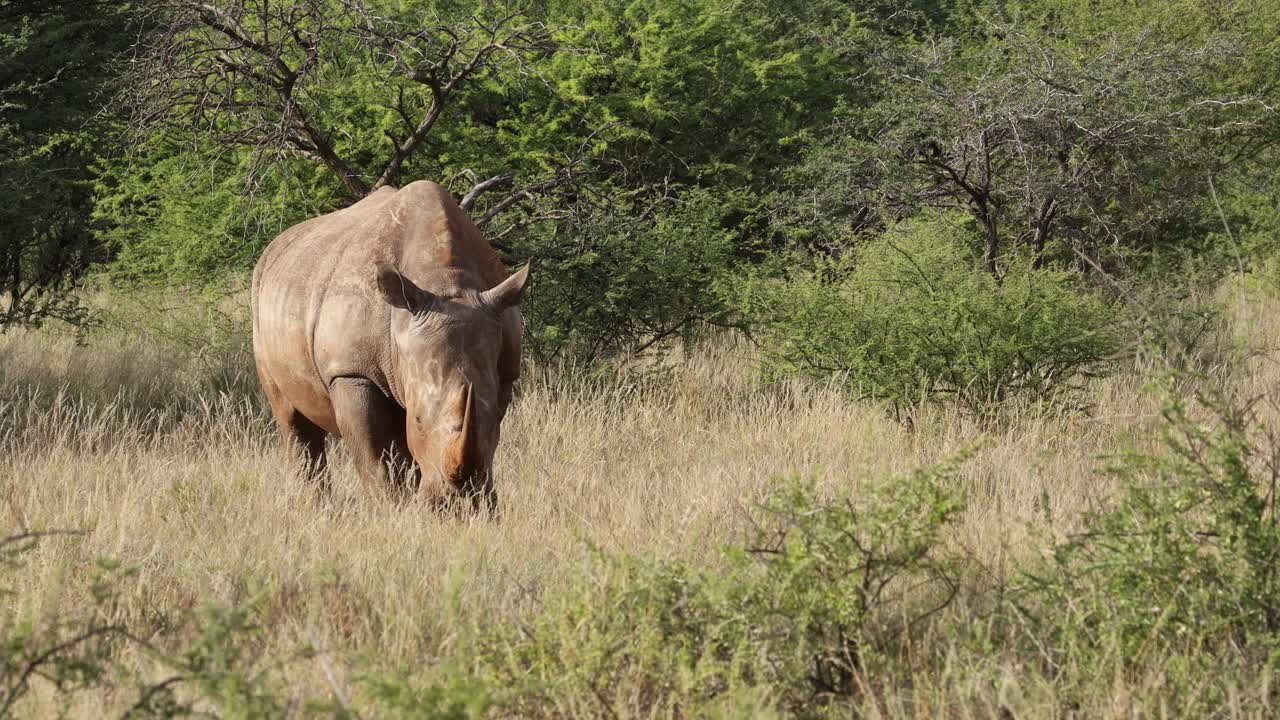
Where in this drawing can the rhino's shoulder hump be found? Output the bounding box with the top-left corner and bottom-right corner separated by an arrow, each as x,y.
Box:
396,179 -> 450,203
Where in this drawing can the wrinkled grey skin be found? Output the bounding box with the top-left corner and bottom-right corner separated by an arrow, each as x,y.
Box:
251,181 -> 528,509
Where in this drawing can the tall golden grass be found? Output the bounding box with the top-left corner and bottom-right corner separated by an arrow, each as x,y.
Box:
1,282 -> 1275,717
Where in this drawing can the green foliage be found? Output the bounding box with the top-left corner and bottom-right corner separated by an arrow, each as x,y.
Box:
1208,148 -> 1280,296
477,553 -> 748,717
531,0 -> 851,188
162,603 -> 289,718
0,531 -> 130,716
742,216 -> 1121,416
1017,384 -> 1280,668
0,0 -> 130,327
95,138 -> 340,286
724,460 -> 968,705
785,0 -> 1279,275
518,186 -> 746,363
474,460 -> 966,716
0,531 -> 312,718
362,665 -> 492,720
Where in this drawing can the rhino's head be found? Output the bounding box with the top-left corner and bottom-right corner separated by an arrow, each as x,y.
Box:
374,261 -> 530,509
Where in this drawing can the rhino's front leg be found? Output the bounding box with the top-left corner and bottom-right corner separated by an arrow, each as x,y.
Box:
329,377 -> 415,495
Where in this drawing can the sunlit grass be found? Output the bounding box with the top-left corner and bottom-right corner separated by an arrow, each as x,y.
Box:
3,282 -> 1278,717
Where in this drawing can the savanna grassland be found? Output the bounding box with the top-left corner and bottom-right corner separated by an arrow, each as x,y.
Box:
6,0 -> 1280,717
3,278 -> 1279,718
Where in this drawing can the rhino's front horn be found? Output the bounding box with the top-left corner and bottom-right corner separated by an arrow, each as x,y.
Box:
444,382 -> 483,486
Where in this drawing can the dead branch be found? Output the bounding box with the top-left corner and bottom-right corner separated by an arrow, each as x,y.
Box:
129,1 -> 557,199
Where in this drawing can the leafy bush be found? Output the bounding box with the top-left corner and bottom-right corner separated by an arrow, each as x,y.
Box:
0,530 -> 318,718
1203,151 -> 1280,281
0,531 -> 131,716
1016,384 -> 1280,667
517,186 -> 747,364
362,666 -> 492,720
94,136 -> 336,287
473,460 -> 966,717
741,216 -> 1122,417
1126,268 -> 1244,378
724,460 -> 967,706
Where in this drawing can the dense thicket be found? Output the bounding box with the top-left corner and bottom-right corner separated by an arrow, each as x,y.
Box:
0,0 -> 130,326
5,0 -> 1279,398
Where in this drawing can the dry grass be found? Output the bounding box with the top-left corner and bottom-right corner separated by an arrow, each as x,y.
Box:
2,283 -> 1278,717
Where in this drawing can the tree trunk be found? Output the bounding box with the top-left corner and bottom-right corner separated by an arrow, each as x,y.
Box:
1030,198 -> 1057,270
981,211 -> 999,277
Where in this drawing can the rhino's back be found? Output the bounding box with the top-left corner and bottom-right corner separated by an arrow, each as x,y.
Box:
251,181 -> 521,431
251,187 -> 401,431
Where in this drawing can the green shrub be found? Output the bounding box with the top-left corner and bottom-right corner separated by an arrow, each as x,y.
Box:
473,459 -> 966,717
94,135 -> 334,288
362,664 -> 492,720
1015,383 -> 1280,669
0,531 -> 131,717
741,216 -> 1122,417
0,530 -> 318,718
1243,253 -> 1280,299
517,186 -> 746,364
724,460 -> 967,707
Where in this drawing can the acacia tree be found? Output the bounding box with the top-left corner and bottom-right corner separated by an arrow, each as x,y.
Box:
130,0 -> 567,217
117,0 -> 864,363
792,11 -> 1271,276
0,0 -> 132,329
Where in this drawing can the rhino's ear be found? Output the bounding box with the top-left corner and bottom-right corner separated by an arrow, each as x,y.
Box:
479,263 -> 531,313
375,262 -> 434,313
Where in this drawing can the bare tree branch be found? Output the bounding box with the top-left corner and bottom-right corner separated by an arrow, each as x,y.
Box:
846,15 -> 1269,275
459,172 -> 513,212
129,1 -> 558,199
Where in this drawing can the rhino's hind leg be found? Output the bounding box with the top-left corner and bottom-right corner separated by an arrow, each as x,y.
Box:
282,411 -> 329,485
259,371 -> 330,488
329,377 -> 414,496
